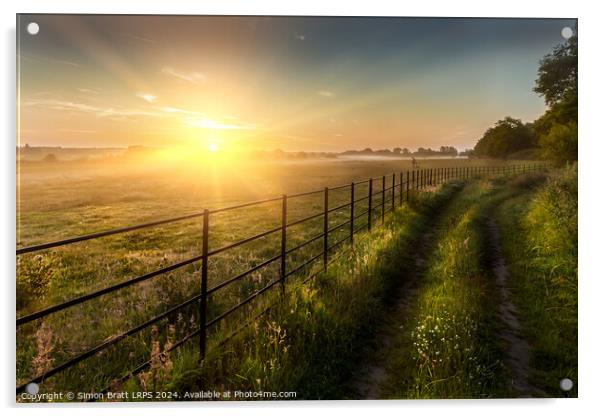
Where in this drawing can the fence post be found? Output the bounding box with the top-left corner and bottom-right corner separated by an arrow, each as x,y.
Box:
280,194 -> 287,295
368,178 -> 373,231
391,173 -> 396,210
350,182 -> 355,245
400,171 -> 404,206
381,175 -> 386,224
323,187 -> 329,270
407,171 -> 410,202
199,209 -> 209,363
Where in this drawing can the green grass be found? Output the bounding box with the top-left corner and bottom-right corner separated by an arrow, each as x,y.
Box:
152,181 -> 464,400
15,158 -> 547,398
379,181 -> 509,399
493,165 -> 577,397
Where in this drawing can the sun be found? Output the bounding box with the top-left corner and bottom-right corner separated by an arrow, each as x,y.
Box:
208,142 -> 219,152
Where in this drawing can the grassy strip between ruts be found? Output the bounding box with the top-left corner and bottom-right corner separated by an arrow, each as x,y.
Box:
114,181 -> 465,400
379,179 -> 511,399
493,165 -> 577,397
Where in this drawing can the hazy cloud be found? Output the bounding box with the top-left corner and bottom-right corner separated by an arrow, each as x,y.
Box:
294,33 -> 306,41
22,98 -> 166,119
77,88 -> 101,94
318,90 -> 335,98
57,128 -> 97,134
186,117 -> 257,130
161,67 -> 207,85
20,53 -> 81,68
123,33 -> 158,44
137,93 -> 157,103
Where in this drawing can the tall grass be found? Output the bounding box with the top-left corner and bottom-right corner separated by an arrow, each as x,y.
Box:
494,164 -> 577,396
118,183 -> 464,400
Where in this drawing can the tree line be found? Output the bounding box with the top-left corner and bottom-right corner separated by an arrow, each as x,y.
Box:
473,27 -> 577,163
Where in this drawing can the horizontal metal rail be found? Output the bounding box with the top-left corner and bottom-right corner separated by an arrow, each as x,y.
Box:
353,194 -> 371,204
206,254 -> 282,295
16,292 -> 202,393
327,201 -> 352,214
329,218 -> 352,234
209,195 -> 283,214
16,253 -> 205,326
286,232 -> 324,255
285,251 -> 324,278
206,225 -> 282,257
16,211 -> 208,255
354,209 -> 370,219
329,234 -> 352,251
286,211 -> 324,227
92,326 -> 202,399
288,188 -> 325,199
206,278 -> 281,328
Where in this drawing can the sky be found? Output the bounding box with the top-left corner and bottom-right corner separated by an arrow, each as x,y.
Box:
17,15 -> 576,152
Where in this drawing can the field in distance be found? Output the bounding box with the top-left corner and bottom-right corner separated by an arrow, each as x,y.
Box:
18,156 -> 516,246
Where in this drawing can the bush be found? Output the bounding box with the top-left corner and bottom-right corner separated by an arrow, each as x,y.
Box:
538,122 -> 577,164
16,254 -> 58,310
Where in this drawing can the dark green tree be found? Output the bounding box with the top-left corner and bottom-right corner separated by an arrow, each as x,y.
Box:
533,28 -> 578,162
474,117 -> 536,158
533,34 -> 577,106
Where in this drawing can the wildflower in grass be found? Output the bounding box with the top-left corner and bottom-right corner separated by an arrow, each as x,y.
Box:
31,322 -> 54,377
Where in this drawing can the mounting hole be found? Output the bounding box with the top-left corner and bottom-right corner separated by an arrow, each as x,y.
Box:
561,27 -> 573,39
25,382 -> 39,394
559,378 -> 574,391
27,22 -> 40,35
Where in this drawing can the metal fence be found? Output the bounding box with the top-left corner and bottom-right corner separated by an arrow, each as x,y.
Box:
15,162 -> 548,394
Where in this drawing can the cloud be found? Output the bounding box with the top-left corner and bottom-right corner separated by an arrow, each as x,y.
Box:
162,106 -> 198,114
23,99 -> 256,131
123,33 -> 157,44
57,128 -> 97,134
186,117 -> 256,130
137,93 -> 157,103
161,107 -> 255,129
22,98 -> 166,119
161,67 -> 207,85
77,88 -> 101,94
294,33 -> 306,41
318,90 -> 335,98
20,54 -> 81,68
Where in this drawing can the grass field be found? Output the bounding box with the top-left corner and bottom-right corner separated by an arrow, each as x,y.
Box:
16,157 -> 557,398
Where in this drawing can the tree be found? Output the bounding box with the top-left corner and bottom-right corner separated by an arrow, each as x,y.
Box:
532,29 -> 578,163
534,33 -> 577,106
392,147 -> 402,154
43,153 -> 58,162
473,117 -> 536,158
538,121 -> 577,162
402,148 -> 410,155
439,146 -> 458,156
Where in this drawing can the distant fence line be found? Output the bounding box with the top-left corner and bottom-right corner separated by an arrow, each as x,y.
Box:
15,162 -> 549,395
